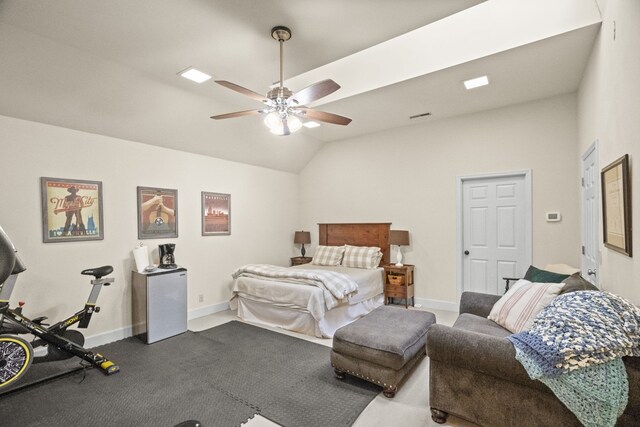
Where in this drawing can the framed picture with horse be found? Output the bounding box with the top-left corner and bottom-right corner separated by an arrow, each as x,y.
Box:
40,177 -> 104,243
137,186 -> 178,239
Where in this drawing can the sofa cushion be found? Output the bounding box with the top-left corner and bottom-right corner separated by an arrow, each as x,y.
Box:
454,313 -> 512,338
333,306 -> 436,370
524,265 -> 570,283
488,280 -> 563,333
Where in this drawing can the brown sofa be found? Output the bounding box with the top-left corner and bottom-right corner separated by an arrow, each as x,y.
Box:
426,291 -> 640,426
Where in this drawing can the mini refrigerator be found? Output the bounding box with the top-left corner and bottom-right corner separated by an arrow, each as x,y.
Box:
132,268 -> 187,344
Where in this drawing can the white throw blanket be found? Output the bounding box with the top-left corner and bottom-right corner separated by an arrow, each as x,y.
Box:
232,264 -> 359,310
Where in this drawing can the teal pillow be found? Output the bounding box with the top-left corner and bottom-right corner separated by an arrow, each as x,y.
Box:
523,265 -> 570,283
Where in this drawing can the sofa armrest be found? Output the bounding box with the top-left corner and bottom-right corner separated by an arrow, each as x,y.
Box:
426,323 -> 542,390
459,291 -> 501,317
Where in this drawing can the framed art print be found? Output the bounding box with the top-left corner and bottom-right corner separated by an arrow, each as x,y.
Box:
137,186 -> 178,239
201,192 -> 230,236
601,154 -> 632,256
41,177 -> 104,243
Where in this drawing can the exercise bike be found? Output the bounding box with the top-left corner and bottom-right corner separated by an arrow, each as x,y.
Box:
0,226 -> 119,391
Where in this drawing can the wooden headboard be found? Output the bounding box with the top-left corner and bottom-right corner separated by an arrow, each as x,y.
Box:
318,223 -> 391,266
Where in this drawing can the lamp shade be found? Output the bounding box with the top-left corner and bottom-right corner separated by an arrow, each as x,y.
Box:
294,231 -> 311,244
389,230 -> 409,246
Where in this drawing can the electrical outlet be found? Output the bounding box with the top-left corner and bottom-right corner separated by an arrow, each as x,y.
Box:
198,294 -> 204,302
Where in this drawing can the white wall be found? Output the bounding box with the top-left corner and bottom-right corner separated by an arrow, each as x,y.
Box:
300,94 -> 581,305
578,0 -> 640,304
0,115 -> 299,340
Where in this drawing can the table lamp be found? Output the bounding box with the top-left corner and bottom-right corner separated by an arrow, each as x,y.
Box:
389,230 -> 409,267
294,231 -> 311,257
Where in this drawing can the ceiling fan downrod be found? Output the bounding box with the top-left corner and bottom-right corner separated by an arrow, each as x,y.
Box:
271,26 -> 291,92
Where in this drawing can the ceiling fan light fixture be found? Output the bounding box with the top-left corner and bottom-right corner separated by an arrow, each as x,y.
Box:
264,112 -> 302,135
303,121 -> 321,128
178,67 -> 212,83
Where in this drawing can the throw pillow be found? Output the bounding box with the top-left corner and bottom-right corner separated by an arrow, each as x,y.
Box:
311,245 -> 345,266
488,279 -> 564,333
341,245 -> 383,269
523,265 -> 570,283
560,272 -> 599,294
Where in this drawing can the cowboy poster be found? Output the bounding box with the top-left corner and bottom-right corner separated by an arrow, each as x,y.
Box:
41,177 -> 104,243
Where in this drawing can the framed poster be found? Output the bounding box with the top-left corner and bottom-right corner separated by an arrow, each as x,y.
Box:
41,177 -> 104,243
201,192 -> 230,236
137,187 -> 178,239
601,154 -> 632,256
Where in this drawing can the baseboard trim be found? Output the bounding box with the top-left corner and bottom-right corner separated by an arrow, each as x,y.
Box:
84,325 -> 134,349
188,301 -> 230,320
414,297 -> 458,312
83,301 -> 230,348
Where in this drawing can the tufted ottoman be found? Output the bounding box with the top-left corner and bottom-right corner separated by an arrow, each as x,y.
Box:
331,305 -> 436,397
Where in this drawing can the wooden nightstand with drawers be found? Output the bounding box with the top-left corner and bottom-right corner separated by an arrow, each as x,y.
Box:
290,256 -> 312,266
383,264 -> 415,308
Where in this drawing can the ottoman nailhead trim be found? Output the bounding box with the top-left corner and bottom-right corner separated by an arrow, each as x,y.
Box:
332,364 -> 395,387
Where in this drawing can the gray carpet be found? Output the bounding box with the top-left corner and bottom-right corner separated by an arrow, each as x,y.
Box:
0,321 -> 379,426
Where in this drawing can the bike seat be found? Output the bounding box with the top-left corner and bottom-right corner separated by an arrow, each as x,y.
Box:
81,265 -> 113,279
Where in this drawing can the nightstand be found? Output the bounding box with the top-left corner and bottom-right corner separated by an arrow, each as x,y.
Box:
290,256 -> 312,266
383,264 -> 415,308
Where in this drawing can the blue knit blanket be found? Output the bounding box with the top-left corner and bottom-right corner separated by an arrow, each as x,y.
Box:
507,291 -> 640,427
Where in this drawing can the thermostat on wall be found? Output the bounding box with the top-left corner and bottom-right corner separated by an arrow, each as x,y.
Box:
546,212 -> 561,222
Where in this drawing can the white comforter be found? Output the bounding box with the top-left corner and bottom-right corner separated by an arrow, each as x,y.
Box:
232,264 -> 359,310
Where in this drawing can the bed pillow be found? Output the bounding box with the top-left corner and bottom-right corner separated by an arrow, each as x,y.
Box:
560,272 -> 599,295
488,279 -> 563,333
311,245 -> 345,266
523,265 -> 570,283
341,245 -> 383,269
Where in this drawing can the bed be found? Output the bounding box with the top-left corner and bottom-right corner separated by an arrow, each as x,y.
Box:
230,223 -> 391,338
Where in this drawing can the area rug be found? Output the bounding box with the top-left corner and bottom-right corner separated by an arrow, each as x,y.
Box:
0,321 -> 379,426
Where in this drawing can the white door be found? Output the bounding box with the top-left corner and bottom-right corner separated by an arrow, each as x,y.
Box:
581,142 -> 599,286
460,172 -> 531,295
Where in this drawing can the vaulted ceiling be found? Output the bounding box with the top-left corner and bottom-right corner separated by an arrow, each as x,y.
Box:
0,0 -> 601,172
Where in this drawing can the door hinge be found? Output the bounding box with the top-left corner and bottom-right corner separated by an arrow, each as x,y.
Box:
581,177 -> 585,187
582,245 -> 585,255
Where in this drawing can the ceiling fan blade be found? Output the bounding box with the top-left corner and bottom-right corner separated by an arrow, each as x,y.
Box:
210,109 -> 264,120
215,80 -> 268,103
297,108 -> 352,126
290,79 -> 340,106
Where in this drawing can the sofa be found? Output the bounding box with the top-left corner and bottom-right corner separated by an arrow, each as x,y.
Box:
426,291 -> 640,427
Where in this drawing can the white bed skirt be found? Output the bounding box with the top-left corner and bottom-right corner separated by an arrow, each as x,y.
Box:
234,294 -> 383,338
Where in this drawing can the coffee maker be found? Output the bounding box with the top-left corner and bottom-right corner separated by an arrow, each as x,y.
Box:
158,244 -> 177,269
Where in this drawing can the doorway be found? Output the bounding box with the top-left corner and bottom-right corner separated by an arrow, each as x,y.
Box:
581,141 -> 599,286
457,171 -> 532,296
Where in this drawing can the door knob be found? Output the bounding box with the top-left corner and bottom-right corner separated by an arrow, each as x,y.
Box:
587,269 -> 596,276
464,250 -> 469,255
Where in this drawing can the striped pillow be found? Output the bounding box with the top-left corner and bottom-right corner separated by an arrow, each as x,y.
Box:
341,245 -> 383,269
488,279 -> 563,333
311,245 -> 345,266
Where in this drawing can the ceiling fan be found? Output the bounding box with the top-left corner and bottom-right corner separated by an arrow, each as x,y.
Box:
210,26 -> 352,136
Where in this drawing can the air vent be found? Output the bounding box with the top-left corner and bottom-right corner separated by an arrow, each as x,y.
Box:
409,112 -> 431,120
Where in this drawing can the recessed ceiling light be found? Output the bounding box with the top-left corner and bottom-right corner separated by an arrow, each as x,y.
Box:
463,75 -> 489,90
178,67 -> 212,83
303,121 -> 321,128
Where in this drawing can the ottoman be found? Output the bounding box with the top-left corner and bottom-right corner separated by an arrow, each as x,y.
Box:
331,306 -> 437,397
